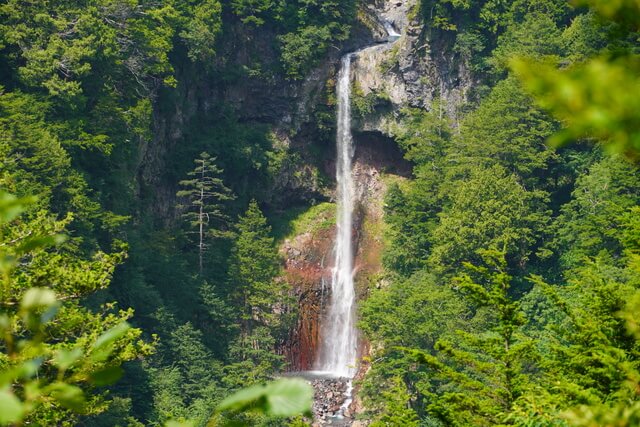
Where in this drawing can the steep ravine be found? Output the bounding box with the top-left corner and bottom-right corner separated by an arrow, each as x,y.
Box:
136,0 -> 474,423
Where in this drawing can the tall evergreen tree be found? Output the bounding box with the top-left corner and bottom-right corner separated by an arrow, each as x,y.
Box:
177,152 -> 234,273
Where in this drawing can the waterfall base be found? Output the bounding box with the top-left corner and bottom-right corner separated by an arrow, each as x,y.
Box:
283,371 -> 356,426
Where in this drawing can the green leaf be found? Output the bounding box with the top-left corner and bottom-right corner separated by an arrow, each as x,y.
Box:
21,288 -> 57,310
53,348 -> 83,371
0,387 -> 24,424
0,314 -> 10,334
218,383 -> 266,411
0,192 -> 35,224
90,322 -> 130,362
93,322 -> 130,350
262,378 -> 314,417
47,382 -> 85,411
16,234 -> 66,254
21,288 -> 59,330
0,358 -> 44,385
216,378 -> 313,418
40,303 -> 60,324
21,358 -> 44,379
0,255 -> 15,276
90,366 -> 123,386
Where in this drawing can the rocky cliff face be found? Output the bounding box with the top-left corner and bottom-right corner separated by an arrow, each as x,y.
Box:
138,0 -> 474,223
353,0 -> 475,133
136,13 -> 376,221
281,218 -> 335,371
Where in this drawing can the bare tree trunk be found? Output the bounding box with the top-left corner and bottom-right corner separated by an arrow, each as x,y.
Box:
198,159 -> 205,274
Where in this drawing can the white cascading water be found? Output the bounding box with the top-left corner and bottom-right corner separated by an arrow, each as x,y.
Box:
383,20 -> 401,39
318,52 -> 358,379
312,19 -> 401,422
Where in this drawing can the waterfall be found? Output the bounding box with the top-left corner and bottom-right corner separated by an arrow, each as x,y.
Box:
308,22 -> 403,425
383,20 -> 401,39
316,14 -> 402,382
317,52 -> 358,379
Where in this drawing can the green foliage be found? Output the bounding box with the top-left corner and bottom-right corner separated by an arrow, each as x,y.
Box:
2,0 -> 640,426
231,0 -> 280,26
360,271 -> 466,352
574,0 -> 640,29
271,202 -> 335,242
0,192 -> 152,425
561,12 -> 610,63
364,3 -> 640,427
518,253 -> 640,425
179,0 -> 223,63
228,201 -> 291,371
359,271 -> 467,422
227,0 -> 357,79
456,76 -> 559,184
381,107 -> 451,276
454,30 -> 486,66
513,55 -> 640,157
231,201 -> 281,322
278,25 -> 335,79
0,0 -> 178,100
368,377 -> 420,427
352,82 -> 391,119
552,155 -> 640,269
512,0 -> 640,158
277,0 -> 356,79
429,165 -> 549,274
491,12 -> 564,71
408,251 -> 536,426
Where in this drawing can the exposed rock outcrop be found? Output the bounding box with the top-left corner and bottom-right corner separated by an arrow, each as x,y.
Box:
353,0 -> 475,133
279,129 -> 409,372
136,12 -> 376,223
282,223 -> 335,371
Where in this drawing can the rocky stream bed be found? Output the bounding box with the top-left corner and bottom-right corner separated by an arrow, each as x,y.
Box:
310,376 -> 352,426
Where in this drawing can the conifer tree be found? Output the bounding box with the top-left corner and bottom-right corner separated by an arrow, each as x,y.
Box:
523,255 -> 640,423
177,152 -> 234,273
412,250 -> 536,426
370,377 -> 420,427
228,200 -> 289,368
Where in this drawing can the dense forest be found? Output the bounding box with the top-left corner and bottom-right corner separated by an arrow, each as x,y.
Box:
0,0 -> 639,426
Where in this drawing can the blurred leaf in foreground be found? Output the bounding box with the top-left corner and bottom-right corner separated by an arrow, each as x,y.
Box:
512,55 -> 640,157
216,378 -> 313,418
511,0 -> 640,159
